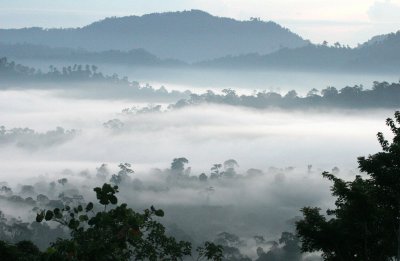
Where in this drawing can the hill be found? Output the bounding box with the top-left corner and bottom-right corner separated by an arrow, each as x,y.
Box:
0,42 -> 185,67
0,10 -> 308,62
197,31 -> 400,72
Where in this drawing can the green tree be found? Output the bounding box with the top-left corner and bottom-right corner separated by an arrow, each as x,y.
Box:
0,240 -> 41,261
34,183 -> 222,260
296,111 -> 400,260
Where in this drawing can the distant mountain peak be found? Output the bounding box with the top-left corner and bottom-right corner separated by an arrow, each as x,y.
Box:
0,10 -> 308,62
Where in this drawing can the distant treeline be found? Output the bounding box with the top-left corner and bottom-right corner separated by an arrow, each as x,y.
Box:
0,57 -> 189,100
0,126 -> 77,150
1,31 -> 400,73
169,81 -> 400,109
197,31 -> 400,72
0,56 -> 126,82
0,43 -> 184,67
0,56 -> 135,83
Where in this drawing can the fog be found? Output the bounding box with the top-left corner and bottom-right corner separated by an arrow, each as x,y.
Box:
0,42 -> 398,260
97,66 -> 400,95
1,7 -> 399,259
1,78 -> 396,258
0,89 -> 389,178
12,59 -> 400,96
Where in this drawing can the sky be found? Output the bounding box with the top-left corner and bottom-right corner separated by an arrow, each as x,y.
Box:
0,0 -> 399,46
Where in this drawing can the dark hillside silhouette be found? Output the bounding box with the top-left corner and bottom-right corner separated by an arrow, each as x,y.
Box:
0,43 -> 184,67
0,57 -> 189,100
0,10 -> 308,62
168,81 -> 400,110
197,31 -> 400,73
1,32 -> 400,74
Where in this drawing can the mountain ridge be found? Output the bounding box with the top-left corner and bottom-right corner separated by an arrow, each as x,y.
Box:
196,31 -> 400,72
0,9 -> 308,62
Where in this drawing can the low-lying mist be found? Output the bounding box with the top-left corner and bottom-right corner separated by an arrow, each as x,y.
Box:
14,58 -> 400,95
0,159 -> 329,260
0,89 -> 390,180
0,88 -> 394,260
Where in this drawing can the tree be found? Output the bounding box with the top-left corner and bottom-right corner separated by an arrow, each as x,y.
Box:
199,173 -> 208,182
210,164 -> 222,179
359,111 -> 400,260
170,157 -> 189,176
223,159 -> 239,178
284,90 -> 298,100
321,87 -> 338,99
110,163 -> 133,185
33,183 -> 222,260
0,240 -> 41,261
57,178 -> 68,186
256,232 -> 301,261
214,232 -> 250,261
296,111 -> 400,260
306,88 -> 319,98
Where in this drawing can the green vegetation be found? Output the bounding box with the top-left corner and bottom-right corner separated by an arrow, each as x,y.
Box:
0,183 -> 223,260
296,111 -> 400,260
171,82 -> 400,109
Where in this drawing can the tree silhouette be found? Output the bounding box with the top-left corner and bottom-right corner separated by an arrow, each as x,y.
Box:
170,157 -> 189,176
296,111 -> 400,260
31,183 -> 223,260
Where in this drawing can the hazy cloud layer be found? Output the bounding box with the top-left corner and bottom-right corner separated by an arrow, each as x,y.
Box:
0,88 -> 395,260
0,89 -> 391,184
368,0 -> 400,22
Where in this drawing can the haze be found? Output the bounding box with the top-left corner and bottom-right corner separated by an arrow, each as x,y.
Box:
1,0 -> 400,45
1,3 -> 400,260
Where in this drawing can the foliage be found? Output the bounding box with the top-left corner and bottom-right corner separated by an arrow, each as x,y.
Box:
34,183 -> 222,260
256,232 -> 301,261
0,240 -> 41,261
296,111 -> 400,260
109,163 -> 134,185
170,81 -> 400,110
197,242 -> 224,261
170,158 -> 189,176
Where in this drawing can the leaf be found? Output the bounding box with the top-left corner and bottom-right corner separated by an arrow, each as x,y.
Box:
86,202 -> 94,212
45,247 -> 56,254
68,219 -> 80,230
79,215 -> 89,222
54,208 -> 63,219
36,212 -> 44,222
155,209 -> 164,217
45,210 -> 54,221
88,217 -> 96,226
109,195 -> 118,205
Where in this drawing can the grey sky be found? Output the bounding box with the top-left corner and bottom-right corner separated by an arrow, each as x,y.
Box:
0,0 -> 399,46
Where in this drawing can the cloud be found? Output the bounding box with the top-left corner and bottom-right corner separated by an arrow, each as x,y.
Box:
0,89 -> 389,181
368,0 -> 400,22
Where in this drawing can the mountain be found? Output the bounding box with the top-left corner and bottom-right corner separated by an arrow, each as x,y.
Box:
0,10 -> 308,62
197,31 -> 400,72
0,43 -> 185,67
359,33 -> 389,47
